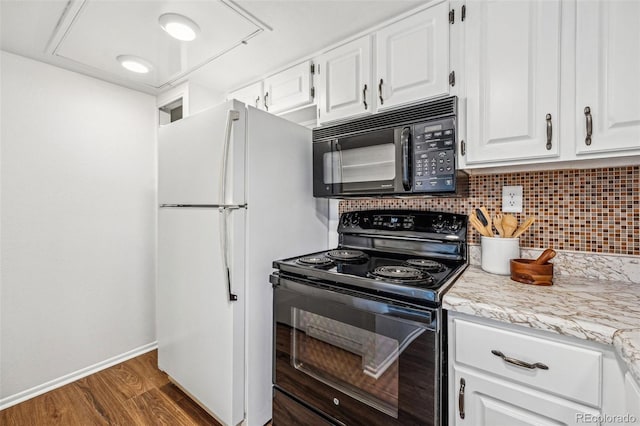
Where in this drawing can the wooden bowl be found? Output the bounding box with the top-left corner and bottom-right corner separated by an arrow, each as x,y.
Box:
510,259 -> 554,286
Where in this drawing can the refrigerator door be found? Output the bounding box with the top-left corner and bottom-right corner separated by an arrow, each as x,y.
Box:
158,100 -> 246,206
244,106 -> 329,426
158,207 -> 245,426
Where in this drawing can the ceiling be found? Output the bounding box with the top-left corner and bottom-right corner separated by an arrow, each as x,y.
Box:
0,0 -> 423,96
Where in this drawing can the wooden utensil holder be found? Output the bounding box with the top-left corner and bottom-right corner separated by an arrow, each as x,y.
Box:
510,259 -> 554,286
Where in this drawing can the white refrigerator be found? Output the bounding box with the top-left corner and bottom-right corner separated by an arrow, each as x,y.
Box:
157,100 -> 328,426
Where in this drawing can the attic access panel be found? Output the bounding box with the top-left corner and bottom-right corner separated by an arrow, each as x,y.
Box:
52,0 -> 265,89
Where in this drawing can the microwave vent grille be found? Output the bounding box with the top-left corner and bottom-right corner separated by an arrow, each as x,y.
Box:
313,96 -> 457,140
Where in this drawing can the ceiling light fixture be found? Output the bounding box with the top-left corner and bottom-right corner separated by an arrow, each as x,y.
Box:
159,13 -> 201,41
117,55 -> 153,74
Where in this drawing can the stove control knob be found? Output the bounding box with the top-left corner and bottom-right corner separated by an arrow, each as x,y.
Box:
351,213 -> 360,227
341,214 -> 351,227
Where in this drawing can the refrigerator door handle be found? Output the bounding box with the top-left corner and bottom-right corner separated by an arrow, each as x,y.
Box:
159,204 -> 247,209
219,207 -> 238,302
220,109 -> 241,205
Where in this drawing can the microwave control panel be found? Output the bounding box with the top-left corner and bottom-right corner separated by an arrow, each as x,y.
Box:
412,118 -> 456,192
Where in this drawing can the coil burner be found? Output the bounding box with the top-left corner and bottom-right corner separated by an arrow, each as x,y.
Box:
296,255 -> 333,266
326,249 -> 368,262
370,265 -> 434,285
405,258 -> 446,273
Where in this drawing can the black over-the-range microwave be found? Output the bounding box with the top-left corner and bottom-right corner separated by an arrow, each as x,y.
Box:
312,96 -> 468,198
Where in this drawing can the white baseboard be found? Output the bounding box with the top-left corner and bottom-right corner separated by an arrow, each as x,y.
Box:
0,341 -> 158,410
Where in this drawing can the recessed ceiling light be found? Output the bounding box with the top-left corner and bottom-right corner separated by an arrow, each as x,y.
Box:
117,55 -> 153,74
159,13 -> 200,41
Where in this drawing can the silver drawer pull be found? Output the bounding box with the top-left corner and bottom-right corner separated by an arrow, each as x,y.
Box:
491,350 -> 549,370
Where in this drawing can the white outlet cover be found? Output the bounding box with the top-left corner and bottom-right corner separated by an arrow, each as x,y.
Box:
502,185 -> 523,213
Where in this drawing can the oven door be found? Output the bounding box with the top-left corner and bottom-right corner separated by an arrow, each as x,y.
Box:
273,275 -> 441,426
313,127 -> 410,197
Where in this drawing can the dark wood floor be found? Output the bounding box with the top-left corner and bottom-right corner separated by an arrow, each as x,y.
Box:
0,350 -> 222,425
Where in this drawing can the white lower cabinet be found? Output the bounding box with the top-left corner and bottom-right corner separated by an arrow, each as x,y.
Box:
448,313 -> 633,426
453,367 -> 600,426
625,373 -> 640,420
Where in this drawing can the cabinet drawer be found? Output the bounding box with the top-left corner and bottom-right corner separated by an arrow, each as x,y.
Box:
453,318 -> 602,407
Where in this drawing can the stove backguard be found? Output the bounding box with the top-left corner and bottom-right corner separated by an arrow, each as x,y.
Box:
337,210 -> 467,262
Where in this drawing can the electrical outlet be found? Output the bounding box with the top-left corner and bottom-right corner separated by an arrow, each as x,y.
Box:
502,185 -> 523,213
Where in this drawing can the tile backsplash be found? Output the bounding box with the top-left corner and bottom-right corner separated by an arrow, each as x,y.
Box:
340,166 -> 639,256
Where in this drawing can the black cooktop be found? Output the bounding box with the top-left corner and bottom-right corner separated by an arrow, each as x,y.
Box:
273,248 -> 466,305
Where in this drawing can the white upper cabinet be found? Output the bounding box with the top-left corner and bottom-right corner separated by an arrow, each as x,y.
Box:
317,36 -> 372,124
227,81 -> 264,110
263,60 -> 315,114
375,2 -> 450,111
575,0 -> 640,155
464,0 -> 561,164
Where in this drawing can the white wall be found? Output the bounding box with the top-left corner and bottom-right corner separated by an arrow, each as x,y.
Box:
0,51 -> 157,405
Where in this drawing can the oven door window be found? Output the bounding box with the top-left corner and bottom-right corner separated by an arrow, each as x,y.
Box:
292,307 -> 422,418
274,280 -> 438,425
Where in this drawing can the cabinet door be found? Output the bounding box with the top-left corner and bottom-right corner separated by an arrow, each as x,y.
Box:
575,0 -> 640,155
453,368 -> 601,426
464,0 -> 561,164
375,2 -> 449,111
317,36 -> 372,124
625,373 -> 640,420
264,60 -> 314,114
227,81 -> 264,110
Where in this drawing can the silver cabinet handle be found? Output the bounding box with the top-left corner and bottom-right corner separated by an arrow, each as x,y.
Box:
255,96 -> 260,108
378,79 -> 384,105
584,106 -> 592,145
546,113 -> 552,150
458,378 -> 466,419
363,84 -> 368,110
264,92 -> 269,111
491,350 -> 549,370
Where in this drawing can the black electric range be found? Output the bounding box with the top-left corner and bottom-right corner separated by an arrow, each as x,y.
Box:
271,210 -> 468,426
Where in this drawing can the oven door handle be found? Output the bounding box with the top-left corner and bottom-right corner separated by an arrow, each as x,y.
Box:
401,127 -> 412,191
272,274 -> 435,326
386,306 -> 433,324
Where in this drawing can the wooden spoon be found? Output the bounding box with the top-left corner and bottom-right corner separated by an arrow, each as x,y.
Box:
494,214 -> 504,237
470,211 -> 491,237
480,206 -> 494,236
502,214 -> 518,238
511,216 -> 536,238
475,208 -> 494,237
534,248 -> 556,264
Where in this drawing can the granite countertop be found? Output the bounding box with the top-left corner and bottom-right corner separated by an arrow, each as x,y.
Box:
443,265 -> 640,383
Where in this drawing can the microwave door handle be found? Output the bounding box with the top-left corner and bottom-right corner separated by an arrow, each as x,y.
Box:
401,127 -> 412,190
